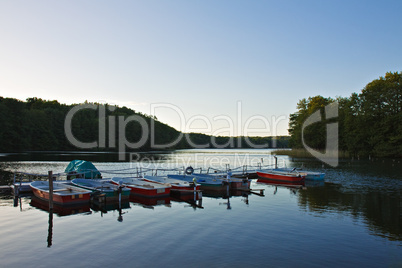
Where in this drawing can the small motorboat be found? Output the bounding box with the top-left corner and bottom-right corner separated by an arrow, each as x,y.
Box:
143,175 -> 200,194
111,177 -> 171,197
256,170 -> 306,184
274,168 -> 325,180
193,173 -> 251,189
71,179 -> 131,202
167,174 -> 224,189
30,181 -> 92,205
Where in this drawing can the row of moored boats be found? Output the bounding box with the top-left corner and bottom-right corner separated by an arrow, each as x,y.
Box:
26,160 -> 325,206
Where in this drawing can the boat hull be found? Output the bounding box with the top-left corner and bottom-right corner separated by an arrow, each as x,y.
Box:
30,183 -> 91,205
167,174 -> 224,189
256,171 -> 305,184
71,179 -> 131,202
192,173 -> 251,189
257,179 -> 305,186
101,190 -> 131,202
111,178 -> 171,197
226,179 -> 251,189
125,185 -> 170,197
143,176 -> 201,195
304,173 -> 325,180
274,168 -> 325,180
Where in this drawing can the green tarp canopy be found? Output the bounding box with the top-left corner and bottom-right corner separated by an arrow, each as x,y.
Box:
65,160 -> 101,179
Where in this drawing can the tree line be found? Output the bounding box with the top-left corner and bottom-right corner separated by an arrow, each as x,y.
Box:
0,97 -> 288,153
289,71 -> 402,158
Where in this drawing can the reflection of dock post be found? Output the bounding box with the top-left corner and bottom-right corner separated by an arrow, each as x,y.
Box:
193,178 -> 197,202
47,210 -> 53,247
13,196 -> 19,207
48,171 -> 53,210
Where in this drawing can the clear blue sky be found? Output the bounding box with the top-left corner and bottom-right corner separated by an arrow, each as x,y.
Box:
1,0 -> 401,136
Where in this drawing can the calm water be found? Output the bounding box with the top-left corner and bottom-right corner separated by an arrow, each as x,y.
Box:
0,149 -> 401,267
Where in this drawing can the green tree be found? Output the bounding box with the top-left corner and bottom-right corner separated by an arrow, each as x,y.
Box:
288,71 -> 402,158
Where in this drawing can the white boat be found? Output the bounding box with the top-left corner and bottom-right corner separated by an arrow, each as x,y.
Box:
111,177 -> 171,197
143,175 -> 200,194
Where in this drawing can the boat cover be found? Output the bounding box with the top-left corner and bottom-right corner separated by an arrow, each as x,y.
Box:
65,160 -> 101,179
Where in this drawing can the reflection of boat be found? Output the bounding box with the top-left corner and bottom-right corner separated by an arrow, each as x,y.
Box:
111,177 -> 171,197
170,192 -> 203,209
256,170 -> 305,184
201,187 -> 250,198
91,199 -> 130,213
202,186 -> 252,210
130,195 -> 171,208
304,180 -> 325,187
143,175 -> 200,194
71,179 -> 131,202
167,174 -> 224,189
256,179 -> 305,187
30,196 -> 91,216
30,181 -> 92,205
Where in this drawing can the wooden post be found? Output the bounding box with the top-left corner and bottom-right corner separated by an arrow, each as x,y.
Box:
48,171 -> 53,210
13,173 -> 19,196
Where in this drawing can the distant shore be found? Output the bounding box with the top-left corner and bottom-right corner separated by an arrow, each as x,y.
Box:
272,148 -> 351,159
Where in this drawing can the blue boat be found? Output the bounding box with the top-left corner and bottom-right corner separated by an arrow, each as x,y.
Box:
71,179 -> 131,202
192,173 -> 251,189
167,174 -> 224,188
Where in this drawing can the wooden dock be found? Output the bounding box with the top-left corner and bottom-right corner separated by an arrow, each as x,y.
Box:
0,185 -> 12,194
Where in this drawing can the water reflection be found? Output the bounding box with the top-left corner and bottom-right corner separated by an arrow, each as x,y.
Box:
30,196 -> 92,217
170,192 -> 203,209
1,150 -> 401,246
47,211 -> 53,247
129,195 -> 171,209
202,187 -> 260,209
256,179 -> 305,194
90,200 -> 130,222
298,182 -> 401,241
255,177 -> 401,242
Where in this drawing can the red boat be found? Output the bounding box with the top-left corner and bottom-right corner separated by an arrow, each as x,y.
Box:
256,170 -> 306,184
111,177 -> 171,197
30,181 -> 92,205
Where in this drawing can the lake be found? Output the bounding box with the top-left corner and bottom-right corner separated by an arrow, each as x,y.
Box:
0,149 -> 401,267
